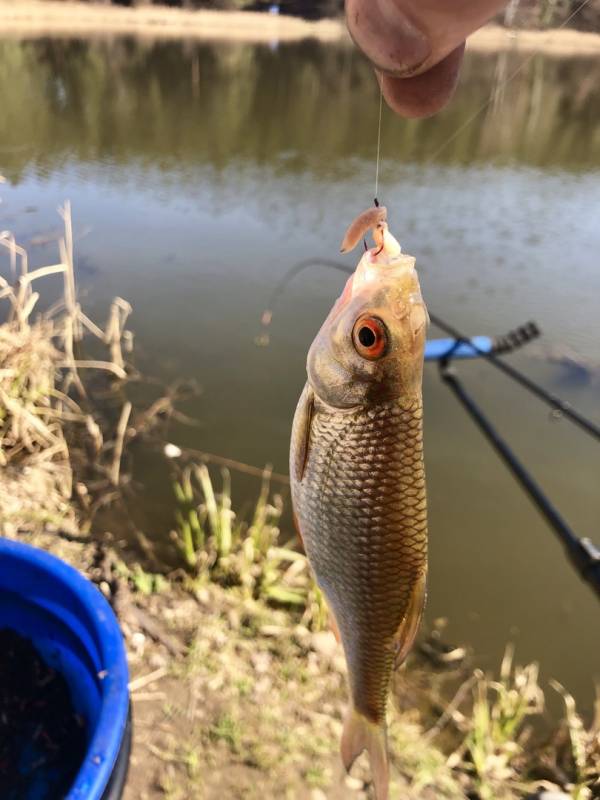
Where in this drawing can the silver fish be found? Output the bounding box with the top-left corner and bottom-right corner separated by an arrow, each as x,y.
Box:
290,214 -> 428,799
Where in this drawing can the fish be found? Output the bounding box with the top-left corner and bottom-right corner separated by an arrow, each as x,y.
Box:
290,209 -> 428,800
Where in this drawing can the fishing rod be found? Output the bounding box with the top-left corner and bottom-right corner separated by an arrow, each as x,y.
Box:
425,315 -> 600,601
424,321 -> 540,361
428,312 -> 600,443
438,359 -> 600,602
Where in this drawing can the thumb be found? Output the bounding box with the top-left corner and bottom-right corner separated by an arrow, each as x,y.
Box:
346,0 -> 508,117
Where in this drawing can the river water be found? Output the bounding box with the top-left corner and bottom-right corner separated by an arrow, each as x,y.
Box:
0,36 -> 598,713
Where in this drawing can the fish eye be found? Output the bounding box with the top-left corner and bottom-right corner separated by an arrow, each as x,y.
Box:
352,316 -> 388,360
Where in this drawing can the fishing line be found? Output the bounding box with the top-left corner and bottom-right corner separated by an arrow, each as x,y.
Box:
262,258 -> 353,320
374,84 -> 384,203
426,0 -> 597,162
370,3 -> 595,203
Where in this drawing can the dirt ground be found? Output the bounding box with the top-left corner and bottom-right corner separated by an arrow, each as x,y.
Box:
1,2 -> 600,56
17,529 -> 473,800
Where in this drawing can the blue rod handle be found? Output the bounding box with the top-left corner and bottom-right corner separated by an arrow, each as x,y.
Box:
424,336 -> 492,361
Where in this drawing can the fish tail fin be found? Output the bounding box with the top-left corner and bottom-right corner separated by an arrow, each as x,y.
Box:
341,708 -> 389,800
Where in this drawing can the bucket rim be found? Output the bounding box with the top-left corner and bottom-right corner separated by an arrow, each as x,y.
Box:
0,537 -> 130,800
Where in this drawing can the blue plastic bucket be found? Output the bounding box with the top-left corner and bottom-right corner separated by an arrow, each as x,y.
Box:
0,538 -> 131,800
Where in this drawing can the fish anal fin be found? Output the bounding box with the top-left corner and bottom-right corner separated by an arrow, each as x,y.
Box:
329,607 -> 341,644
393,570 -> 427,670
292,512 -> 305,553
290,384 -> 314,484
341,709 -> 389,800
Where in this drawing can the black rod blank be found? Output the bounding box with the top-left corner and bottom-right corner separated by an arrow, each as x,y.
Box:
439,362 -> 600,602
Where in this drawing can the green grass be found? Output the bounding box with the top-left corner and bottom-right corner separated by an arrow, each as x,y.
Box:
209,713 -> 243,754
462,648 -> 543,799
305,765 -> 328,788
171,464 -> 327,629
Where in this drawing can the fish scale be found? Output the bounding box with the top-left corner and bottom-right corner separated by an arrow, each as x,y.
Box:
290,220 -> 428,799
294,396 -> 427,723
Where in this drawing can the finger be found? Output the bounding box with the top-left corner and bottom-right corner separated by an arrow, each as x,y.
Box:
378,42 -> 466,118
346,0 -> 506,77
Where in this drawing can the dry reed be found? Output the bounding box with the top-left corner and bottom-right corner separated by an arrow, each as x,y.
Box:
0,203 -> 133,536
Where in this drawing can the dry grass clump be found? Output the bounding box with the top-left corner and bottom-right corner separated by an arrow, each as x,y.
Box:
424,645 -> 600,800
453,648 -> 545,799
0,202 -> 132,536
0,308 -> 73,531
543,681 -> 600,800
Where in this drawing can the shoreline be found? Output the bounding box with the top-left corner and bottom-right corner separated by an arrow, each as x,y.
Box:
0,2 -> 600,55
0,2 -> 346,44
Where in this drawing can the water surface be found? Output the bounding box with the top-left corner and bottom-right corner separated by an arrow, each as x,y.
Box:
1,36 -> 599,713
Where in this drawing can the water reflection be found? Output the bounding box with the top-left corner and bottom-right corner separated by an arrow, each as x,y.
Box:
2,37 -> 600,183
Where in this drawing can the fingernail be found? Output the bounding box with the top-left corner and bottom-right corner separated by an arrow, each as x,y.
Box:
347,0 -> 431,77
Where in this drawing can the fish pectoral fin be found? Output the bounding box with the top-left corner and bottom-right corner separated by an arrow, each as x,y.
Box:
393,570 -> 427,670
291,384 -> 314,484
341,709 -> 389,800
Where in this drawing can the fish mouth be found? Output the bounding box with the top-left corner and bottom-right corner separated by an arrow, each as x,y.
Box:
330,251 -> 423,340
351,250 -> 418,299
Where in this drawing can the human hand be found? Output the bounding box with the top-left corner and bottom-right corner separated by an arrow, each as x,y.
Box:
346,0 -> 509,117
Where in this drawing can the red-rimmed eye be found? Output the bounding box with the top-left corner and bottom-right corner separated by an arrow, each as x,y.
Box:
352,316 -> 388,360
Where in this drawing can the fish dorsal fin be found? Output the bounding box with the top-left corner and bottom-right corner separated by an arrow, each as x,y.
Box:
291,384 -> 314,484
393,570 -> 427,670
